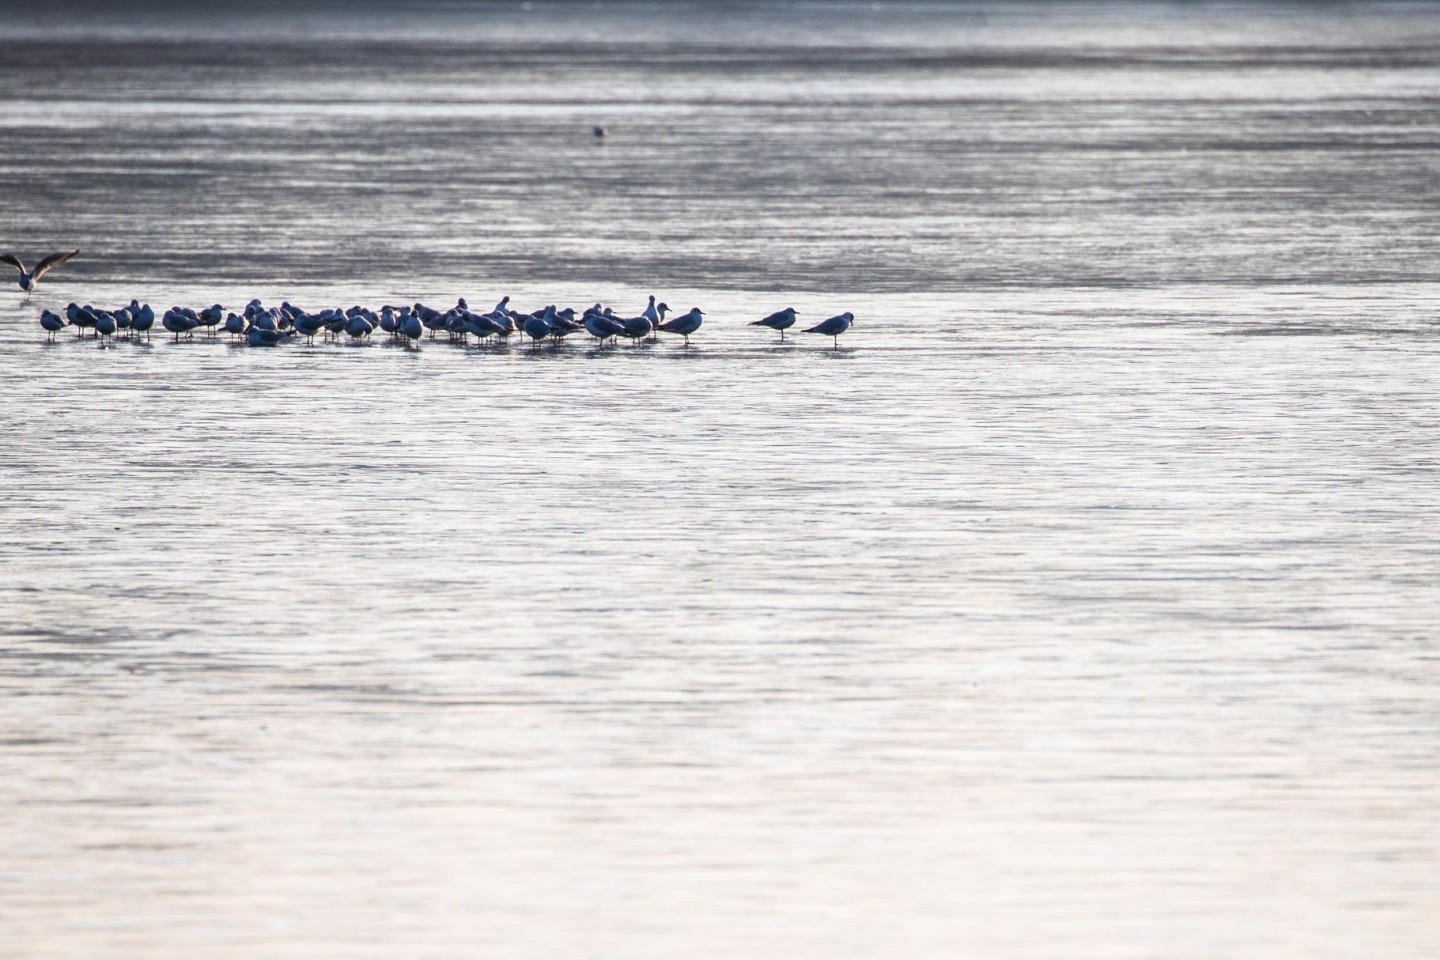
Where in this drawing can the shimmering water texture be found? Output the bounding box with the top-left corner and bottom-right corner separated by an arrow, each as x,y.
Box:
2,3 -> 1439,959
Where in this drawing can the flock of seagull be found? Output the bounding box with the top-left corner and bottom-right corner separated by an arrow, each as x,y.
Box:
11,248 -> 856,350
37,297 -> 855,348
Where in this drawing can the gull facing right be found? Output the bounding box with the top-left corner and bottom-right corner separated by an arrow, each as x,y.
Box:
751,306 -> 799,340
803,311 -> 853,347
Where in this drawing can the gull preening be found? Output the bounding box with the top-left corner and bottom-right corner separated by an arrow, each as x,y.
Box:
2,249 -> 79,300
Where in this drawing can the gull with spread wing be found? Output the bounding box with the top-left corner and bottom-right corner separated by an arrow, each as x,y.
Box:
1,249 -> 79,300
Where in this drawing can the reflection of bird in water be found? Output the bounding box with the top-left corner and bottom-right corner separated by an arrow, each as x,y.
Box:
2,249 -> 79,300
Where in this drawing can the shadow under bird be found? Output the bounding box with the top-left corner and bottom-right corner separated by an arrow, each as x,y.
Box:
658,307 -> 704,345
1,250 -> 78,300
752,306 -> 799,340
804,311 -> 854,347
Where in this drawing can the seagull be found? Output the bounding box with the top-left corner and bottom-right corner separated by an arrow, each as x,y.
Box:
523,311 -> 553,347
1,250 -> 78,300
658,307 -> 704,345
94,310 -> 118,344
642,297 -> 671,339
344,314 -> 374,340
66,303 -> 96,337
247,325 -> 291,347
752,307 -> 799,341
294,313 -> 326,344
803,311 -> 853,348
197,304 -> 224,337
162,308 -> 198,341
583,311 -> 626,345
39,310 -> 68,341
130,302 -> 155,341
620,314 -> 653,344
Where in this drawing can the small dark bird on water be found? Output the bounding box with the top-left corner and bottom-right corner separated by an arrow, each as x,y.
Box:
593,125 -> 607,138
1,249 -> 79,300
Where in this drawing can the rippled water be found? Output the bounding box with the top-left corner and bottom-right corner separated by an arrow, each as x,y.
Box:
2,3 -> 1439,958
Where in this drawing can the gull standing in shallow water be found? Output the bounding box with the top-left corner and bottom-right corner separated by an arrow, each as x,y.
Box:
130,302 -> 155,341
804,311 -> 854,347
658,307 -> 704,345
39,310 -> 68,341
1,250 -> 79,300
752,306 -> 799,340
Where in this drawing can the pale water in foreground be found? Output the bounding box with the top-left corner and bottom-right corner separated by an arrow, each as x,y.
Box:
1,3 -> 1438,958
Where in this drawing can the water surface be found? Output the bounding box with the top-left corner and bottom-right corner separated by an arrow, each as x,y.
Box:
2,3 -> 1438,958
